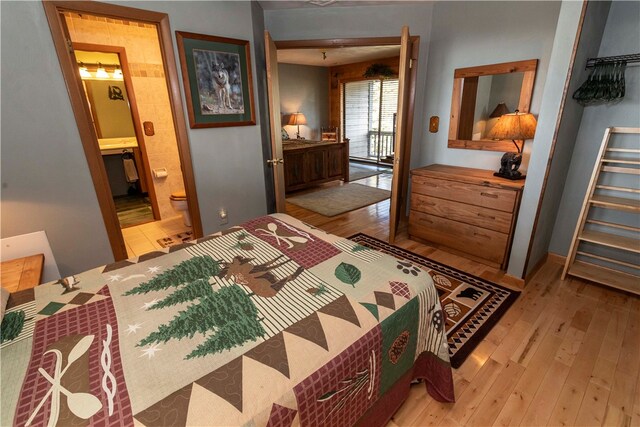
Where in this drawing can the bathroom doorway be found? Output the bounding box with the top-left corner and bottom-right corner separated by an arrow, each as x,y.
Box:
74,45 -> 160,229
44,1 -> 202,260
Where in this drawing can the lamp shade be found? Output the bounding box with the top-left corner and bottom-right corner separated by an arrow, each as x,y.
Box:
489,102 -> 510,118
487,111 -> 537,140
286,112 -> 307,126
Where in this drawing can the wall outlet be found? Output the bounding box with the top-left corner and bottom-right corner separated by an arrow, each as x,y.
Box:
219,208 -> 228,225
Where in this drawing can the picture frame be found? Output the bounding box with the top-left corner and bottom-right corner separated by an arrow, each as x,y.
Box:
176,31 -> 256,128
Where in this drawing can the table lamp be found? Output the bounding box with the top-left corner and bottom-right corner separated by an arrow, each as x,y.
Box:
287,112 -> 307,139
486,110 -> 537,180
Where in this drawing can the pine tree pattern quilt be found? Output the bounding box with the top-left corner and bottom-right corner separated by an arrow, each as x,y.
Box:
0,214 -> 453,426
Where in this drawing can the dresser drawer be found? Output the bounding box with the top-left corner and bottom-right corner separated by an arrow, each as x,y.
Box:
412,176 -> 517,213
408,210 -> 508,264
410,193 -> 513,234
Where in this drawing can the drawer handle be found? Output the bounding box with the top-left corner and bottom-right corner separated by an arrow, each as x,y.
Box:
419,217 -> 433,224
473,231 -> 491,239
481,192 -> 499,199
477,213 -> 495,220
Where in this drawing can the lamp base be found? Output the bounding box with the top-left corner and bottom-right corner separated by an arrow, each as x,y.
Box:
493,172 -> 526,180
495,152 -> 525,180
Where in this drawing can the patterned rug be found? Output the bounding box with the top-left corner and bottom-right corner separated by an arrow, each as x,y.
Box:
348,233 -> 520,368
157,231 -> 193,248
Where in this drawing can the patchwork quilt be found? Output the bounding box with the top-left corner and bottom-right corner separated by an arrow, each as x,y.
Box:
1,214 -> 453,426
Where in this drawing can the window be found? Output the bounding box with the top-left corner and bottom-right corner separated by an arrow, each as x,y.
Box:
343,79 -> 398,163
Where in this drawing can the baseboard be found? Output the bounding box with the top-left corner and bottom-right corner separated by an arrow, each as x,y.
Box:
502,273 -> 525,289
546,252 -> 566,265
524,252 -> 567,283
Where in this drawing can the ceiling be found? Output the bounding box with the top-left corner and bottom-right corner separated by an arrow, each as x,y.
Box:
277,45 -> 400,67
259,1 -> 413,10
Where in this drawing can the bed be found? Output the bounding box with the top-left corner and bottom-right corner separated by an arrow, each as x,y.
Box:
1,213 -> 453,426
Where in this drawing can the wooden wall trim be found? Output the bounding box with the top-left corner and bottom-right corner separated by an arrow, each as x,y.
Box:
43,0 -> 202,262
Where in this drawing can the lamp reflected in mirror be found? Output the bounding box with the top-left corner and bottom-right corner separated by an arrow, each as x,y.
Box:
487,110 -> 537,180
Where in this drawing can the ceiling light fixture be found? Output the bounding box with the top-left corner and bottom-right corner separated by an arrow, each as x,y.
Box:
113,66 -> 123,79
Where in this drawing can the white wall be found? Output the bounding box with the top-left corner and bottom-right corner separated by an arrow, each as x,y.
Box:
549,0 -> 640,256
278,63 -> 329,140
526,0 -> 611,274
1,1 -> 268,276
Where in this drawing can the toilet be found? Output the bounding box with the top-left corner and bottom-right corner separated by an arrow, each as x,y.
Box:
169,190 -> 191,227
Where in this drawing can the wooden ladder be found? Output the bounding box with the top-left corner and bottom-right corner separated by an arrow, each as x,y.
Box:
561,127 -> 640,295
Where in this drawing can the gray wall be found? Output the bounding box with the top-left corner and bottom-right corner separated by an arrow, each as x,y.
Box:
526,0 -> 612,274
278,64 -> 329,140
1,1 -> 268,276
507,0 -> 585,277
419,1 -> 560,173
549,0 -> 640,256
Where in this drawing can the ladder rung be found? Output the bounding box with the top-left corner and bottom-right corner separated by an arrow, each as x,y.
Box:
576,251 -> 640,270
567,261 -> 640,295
607,148 -> 640,154
590,194 -> 640,212
586,219 -> 640,233
601,157 -> 640,165
602,165 -> 640,175
579,229 -> 640,253
595,185 -> 640,194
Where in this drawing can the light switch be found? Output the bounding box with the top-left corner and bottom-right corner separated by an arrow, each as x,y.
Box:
429,116 -> 439,133
143,121 -> 155,136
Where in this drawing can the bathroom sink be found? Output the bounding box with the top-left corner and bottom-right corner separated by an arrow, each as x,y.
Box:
99,137 -> 138,154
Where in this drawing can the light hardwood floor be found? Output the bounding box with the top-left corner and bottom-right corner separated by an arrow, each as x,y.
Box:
285,174 -> 640,427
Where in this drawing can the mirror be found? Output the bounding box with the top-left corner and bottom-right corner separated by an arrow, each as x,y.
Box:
75,50 -> 139,148
448,59 -> 537,152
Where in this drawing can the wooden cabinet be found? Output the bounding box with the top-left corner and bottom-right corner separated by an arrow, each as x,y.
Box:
283,140 -> 349,193
408,164 -> 524,269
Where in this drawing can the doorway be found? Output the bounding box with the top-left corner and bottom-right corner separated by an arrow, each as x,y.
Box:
265,30 -> 419,242
44,1 -> 202,261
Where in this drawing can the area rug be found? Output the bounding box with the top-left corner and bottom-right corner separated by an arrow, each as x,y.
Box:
287,183 -> 391,216
349,164 -> 383,181
348,233 -> 520,368
157,231 -> 194,248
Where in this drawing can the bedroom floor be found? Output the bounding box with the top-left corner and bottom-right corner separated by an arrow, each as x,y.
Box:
285,189 -> 640,427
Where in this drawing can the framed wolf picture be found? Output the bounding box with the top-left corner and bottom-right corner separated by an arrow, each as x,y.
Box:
176,31 -> 256,128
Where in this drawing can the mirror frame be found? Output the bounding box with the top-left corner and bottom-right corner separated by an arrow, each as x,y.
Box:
448,59 -> 538,152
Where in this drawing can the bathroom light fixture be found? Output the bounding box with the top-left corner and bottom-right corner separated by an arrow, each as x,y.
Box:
78,63 -> 92,78
96,63 -> 109,79
113,66 -> 123,79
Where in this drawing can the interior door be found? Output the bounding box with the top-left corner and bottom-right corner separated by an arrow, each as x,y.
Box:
389,26 -> 415,243
265,31 -> 286,212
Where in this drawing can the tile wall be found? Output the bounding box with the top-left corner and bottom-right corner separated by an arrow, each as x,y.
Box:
65,12 -> 184,220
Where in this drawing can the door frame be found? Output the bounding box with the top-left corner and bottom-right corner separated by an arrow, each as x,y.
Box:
43,0 -> 203,261
73,42 -> 161,223
268,35 -> 419,227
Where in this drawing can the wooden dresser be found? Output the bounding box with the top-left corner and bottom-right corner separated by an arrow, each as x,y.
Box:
408,164 -> 524,269
283,140 -> 349,193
